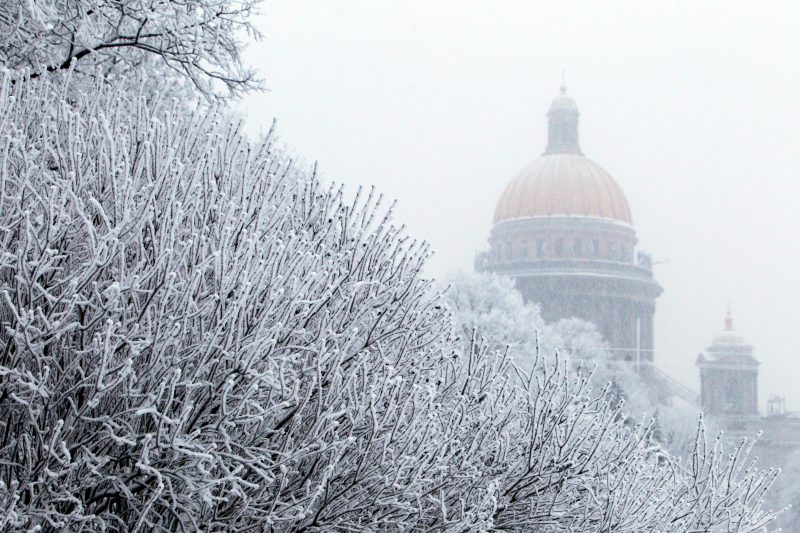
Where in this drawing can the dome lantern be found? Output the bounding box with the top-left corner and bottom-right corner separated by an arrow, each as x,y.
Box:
712,309 -> 748,346
545,84 -> 581,155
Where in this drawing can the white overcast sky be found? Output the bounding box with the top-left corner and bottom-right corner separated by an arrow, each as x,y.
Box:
238,0 -> 800,409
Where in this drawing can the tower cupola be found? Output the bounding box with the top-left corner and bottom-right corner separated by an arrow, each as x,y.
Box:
545,84 -> 581,155
697,310 -> 760,417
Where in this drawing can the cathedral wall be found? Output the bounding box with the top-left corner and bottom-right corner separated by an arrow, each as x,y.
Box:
511,274 -> 658,362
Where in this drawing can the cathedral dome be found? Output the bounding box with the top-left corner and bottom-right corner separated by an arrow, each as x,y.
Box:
493,153 -> 632,224
493,86 -> 633,225
479,85 -> 662,364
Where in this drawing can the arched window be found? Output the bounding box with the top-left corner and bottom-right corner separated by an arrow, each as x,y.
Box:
725,377 -> 740,414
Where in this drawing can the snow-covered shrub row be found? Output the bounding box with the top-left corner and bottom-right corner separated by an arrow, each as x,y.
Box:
0,76 -> 779,531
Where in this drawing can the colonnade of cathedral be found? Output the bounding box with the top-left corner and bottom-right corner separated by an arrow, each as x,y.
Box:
511,273 -> 658,361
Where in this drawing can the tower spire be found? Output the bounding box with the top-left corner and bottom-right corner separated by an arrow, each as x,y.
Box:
724,305 -> 733,331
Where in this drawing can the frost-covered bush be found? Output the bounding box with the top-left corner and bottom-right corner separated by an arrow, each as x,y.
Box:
0,74 -> 454,530
0,76 -> 779,531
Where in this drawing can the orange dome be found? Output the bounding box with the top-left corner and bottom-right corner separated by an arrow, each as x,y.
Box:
493,153 -> 632,225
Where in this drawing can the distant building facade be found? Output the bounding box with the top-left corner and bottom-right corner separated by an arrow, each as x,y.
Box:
696,313 -> 800,445
696,312 -> 759,417
476,86 -> 662,361
696,314 -> 800,528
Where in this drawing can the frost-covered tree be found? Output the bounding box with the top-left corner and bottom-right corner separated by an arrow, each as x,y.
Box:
444,271 -> 716,457
551,317 -> 653,412
444,272 -> 633,397
0,0 -> 261,99
0,76 -> 780,531
441,271 -> 558,366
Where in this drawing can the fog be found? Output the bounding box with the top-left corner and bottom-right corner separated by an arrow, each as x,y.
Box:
238,1 -> 800,411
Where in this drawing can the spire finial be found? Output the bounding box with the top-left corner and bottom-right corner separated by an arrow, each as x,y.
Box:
724,304 -> 733,331
560,69 -> 567,94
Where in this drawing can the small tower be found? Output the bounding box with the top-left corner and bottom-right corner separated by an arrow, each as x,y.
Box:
696,311 -> 760,417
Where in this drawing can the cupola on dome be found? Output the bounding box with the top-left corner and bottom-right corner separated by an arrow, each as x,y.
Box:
493,86 -> 632,225
548,84 -> 578,112
711,311 -> 748,346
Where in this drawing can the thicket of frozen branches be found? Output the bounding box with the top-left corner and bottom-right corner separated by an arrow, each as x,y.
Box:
0,76 -> 780,531
0,0 -> 261,99
443,271 -> 702,455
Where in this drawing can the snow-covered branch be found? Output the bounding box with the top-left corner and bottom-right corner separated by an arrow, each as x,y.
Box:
0,0 -> 261,99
